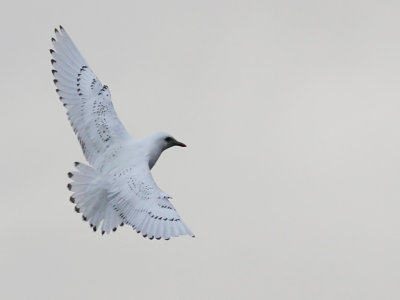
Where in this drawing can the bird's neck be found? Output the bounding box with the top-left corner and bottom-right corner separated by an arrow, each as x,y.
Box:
147,146 -> 163,169
139,134 -> 167,169
138,137 -> 163,170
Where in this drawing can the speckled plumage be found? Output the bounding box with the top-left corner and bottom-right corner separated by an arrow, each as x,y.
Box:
51,26 -> 194,240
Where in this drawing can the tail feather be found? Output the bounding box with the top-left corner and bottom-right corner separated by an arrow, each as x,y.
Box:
68,162 -> 123,234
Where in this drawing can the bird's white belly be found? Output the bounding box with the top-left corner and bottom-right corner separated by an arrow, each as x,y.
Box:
94,141 -> 146,174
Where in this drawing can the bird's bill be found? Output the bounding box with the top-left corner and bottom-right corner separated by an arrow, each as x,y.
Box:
173,140 -> 187,147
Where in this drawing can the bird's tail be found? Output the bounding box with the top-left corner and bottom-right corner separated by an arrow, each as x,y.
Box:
67,162 -> 123,234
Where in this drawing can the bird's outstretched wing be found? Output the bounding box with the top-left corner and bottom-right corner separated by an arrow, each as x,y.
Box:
109,163 -> 195,240
50,26 -> 131,166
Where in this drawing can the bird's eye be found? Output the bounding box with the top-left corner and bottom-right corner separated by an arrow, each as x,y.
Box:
164,137 -> 173,142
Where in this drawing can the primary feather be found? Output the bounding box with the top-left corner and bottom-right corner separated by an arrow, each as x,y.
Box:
51,26 -> 194,240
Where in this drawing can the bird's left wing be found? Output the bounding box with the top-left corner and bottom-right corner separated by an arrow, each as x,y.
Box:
109,164 -> 195,240
50,26 -> 131,166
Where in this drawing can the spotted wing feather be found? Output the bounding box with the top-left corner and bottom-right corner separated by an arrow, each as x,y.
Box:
50,26 -> 131,166
109,164 -> 195,240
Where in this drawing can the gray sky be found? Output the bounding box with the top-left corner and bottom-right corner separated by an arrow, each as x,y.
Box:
1,0 -> 400,299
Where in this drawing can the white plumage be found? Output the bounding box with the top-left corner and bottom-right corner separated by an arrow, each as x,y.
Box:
51,26 -> 194,240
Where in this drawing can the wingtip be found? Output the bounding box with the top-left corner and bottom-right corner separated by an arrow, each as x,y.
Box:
59,25 -> 64,31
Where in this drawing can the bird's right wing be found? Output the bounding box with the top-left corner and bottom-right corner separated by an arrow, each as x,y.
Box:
50,26 -> 131,166
109,164 -> 195,240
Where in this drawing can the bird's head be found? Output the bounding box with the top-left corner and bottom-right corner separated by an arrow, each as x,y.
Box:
145,132 -> 186,169
156,132 -> 187,150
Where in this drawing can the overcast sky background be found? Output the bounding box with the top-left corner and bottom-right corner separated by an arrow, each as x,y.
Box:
1,0 -> 400,299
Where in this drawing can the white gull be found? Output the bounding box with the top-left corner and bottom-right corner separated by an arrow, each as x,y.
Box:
50,26 -> 194,240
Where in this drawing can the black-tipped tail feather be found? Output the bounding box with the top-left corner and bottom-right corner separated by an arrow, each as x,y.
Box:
67,162 -> 123,234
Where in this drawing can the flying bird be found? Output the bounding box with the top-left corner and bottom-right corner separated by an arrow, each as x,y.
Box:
50,26 -> 194,240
